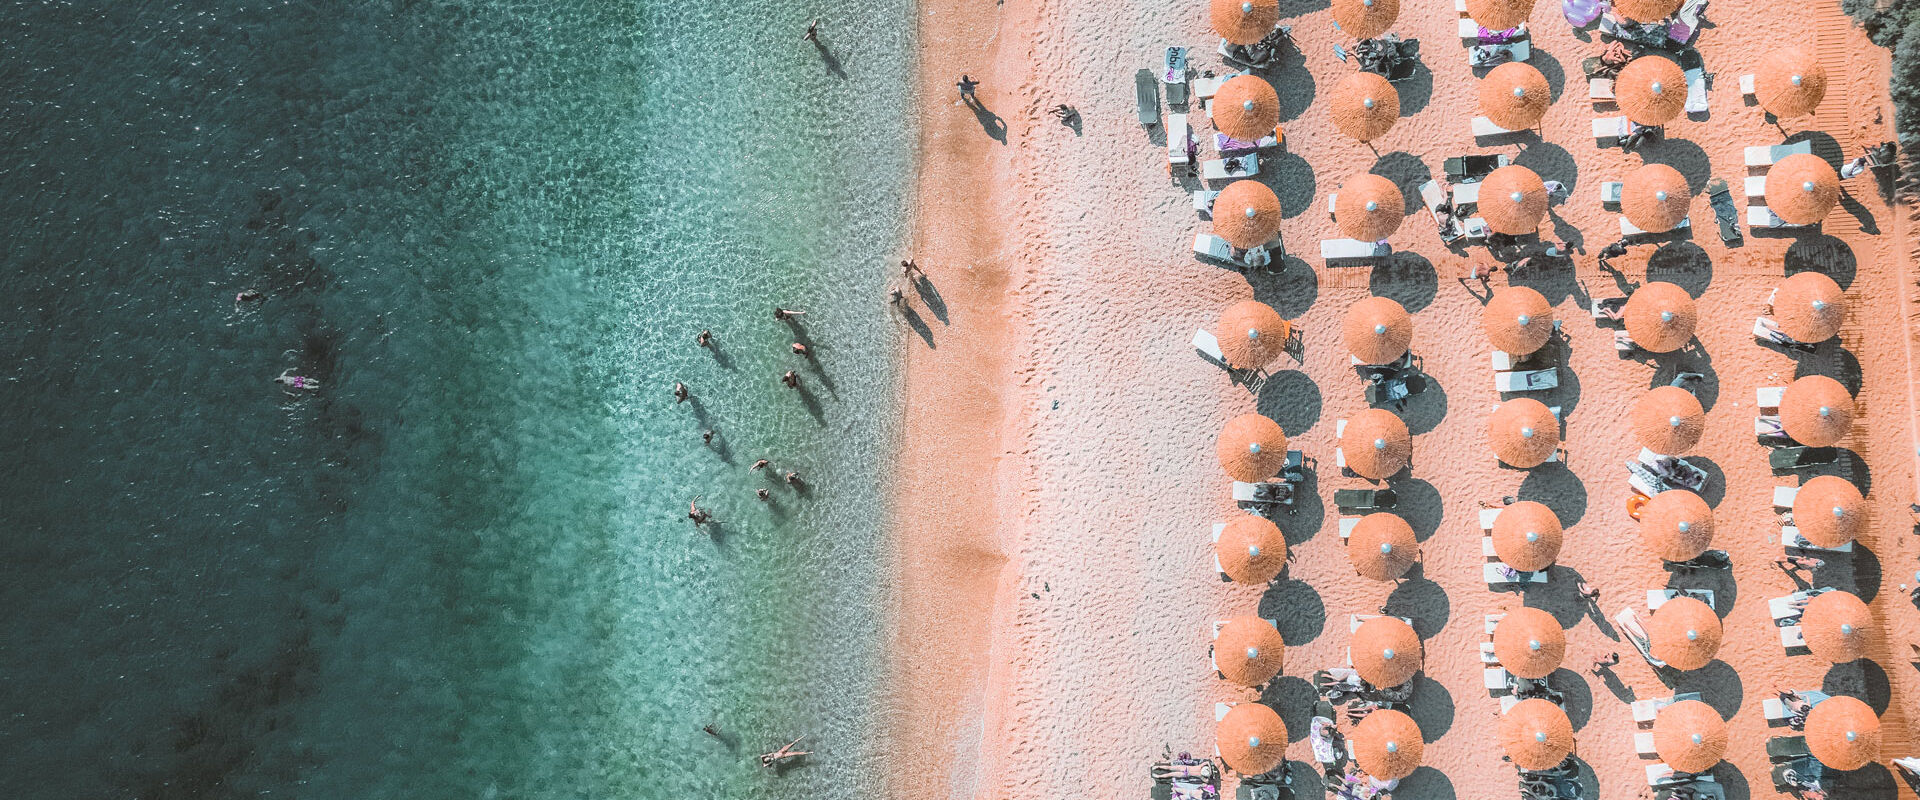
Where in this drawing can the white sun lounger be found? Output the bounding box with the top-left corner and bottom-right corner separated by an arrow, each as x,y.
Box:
1458,18 -> 1482,39
1193,234 -> 1271,268
1783,527 -> 1853,553
1486,562 -> 1548,585
1590,78 -> 1616,102
1773,486 -> 1799,509
1748,205 -> 1808,229
1193,72 -> 1243,101
1636,731 -> 1658,758
1746,175 -> 1768,198
1601,181 -> 1623,207
1202,153 -> 1259,180
1756,414 -> 1786,439
1473,116 -> 1521,138
1452,181 -> 1482,206
1193,189 -> 1220,215
1781,624 -> 1806,649
1740,74 -> 1756,98
1647,588 -> 1714,611
1480,641 -> 1500,663
1168,114 -> 1192,166
1594,116 -> 1630,142
1769,590 -> 1830,621
1496,368 -> 1558,392
1486,666 -> 1511,694
1339,515 -> 1359,540
1485,613 -> 1506,636
1685,68 -> 1707,114
1757,386 -> 1784,411
1211,522 -> 1227,577
1632,693 -> 1701,724
1622,216 -> 1691,236
1615,607 -> 1669,668
1322,239 -> 1391,263
1194,328 -> 1226,366
1480,507 -> 1502,532
1745,141 -> 1812,167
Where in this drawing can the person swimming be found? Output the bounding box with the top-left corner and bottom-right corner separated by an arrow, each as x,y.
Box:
756,488 -> 771,501
791,342 -> 810,356
784,471 -> 802,486
697,330 -> 712,348
674,382 -> 690,403
781,371 -> 799,389
235,288 -> 263,308
758,735 -> 813,768
688,497 -> 718,526
773,307 -> 805,321
275,369 -> 319,390
750,459 -> 770,471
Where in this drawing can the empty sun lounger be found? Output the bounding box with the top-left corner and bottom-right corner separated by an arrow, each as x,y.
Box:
1590,77 -> 1616,102
1496,368 -> 1558,392
1485,666 -> 1511,694
1601,181 -> 1623,207
1756,386 -> 1784,411
1769,590 -> 1828,621
1193,189 -> 1219,216
1745,175 -> 1768,198
1594,116 -> 1630,142
1451,180 -> 1482,206
1480,507 -> 1502,532
1685,68 -> 1708,114
1780,624 -> 1806,649
1135,69 -> 1161,127
1201,154 -> 1259,181
1472,115 -> 1521,137
1194,328 -> 1226,366
1168,114 -> 1193,166
1622,216 -> 1691,236
1321,238 -> 1391,263
1747,206 -> 1808,229
1769,446 -> 1838,471
1740,74 -> 1756,98
1745,141 -> 1813,167
1637,731 -> 1659,758
1769,735 -> 1812,762
1772,485 -> 1799,509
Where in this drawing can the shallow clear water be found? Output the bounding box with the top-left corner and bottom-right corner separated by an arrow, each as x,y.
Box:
0,1 -> 911,797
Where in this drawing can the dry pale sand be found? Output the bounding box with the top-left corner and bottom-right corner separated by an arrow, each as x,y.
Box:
888,0 -> 1920,798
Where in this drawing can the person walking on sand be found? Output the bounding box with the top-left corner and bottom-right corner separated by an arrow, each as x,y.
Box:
759,735 -> 813,768
901,259 -> 921,278
673,382 -> 690,403
1590,652 -> 1620,675
957,74 -> 978,98
697,330 -> 712,348
773,306 -> 805,321
781,370 -> 800,389
802,19 -> 818,42
1577,580 -> 1600,605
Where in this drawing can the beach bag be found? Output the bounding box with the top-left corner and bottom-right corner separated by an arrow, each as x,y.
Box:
1564,0 -> 1604,27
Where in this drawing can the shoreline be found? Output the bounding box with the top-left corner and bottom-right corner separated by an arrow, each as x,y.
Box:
883,0 -> 1022,796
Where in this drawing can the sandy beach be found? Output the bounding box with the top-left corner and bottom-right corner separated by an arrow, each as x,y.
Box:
889,0 -> 1920,798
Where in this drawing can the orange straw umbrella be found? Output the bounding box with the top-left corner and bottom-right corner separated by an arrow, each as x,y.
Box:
1494,607 -> 1567,679
1500,699 -> 1574,771
1214,299 -> 1291,371
1622,163 -> 1691,233
1490,501 -> 1563,572
1772,271 -> 1844,344
1216,616 -> 1287,686
1466,0 -> 1537,31
1622,281 -> 1697,353
1213,180 -> 1284,250
1805,696 -> 1880,771
1482,285 -> 1552,356
1781,375 -> 1855,447
1216,413 -> 1290,482
1343,296 -> 1412,365
1766,153 -> 1840,226
1352,710 -> 1424,780
1489,397 -> 1561,468
1802,590 -> 1872,664
1479,62 -> 1551,130
1613,0 -> 1682,24
1352,615 -> 1421,687
1215,75 -> 1281,142
1217,514 -> 1288,583
1340,408 -> 1412,480
1653,700 -> 1728,774
1478,165 -> 1548,236
1647,595 -> 1722,670
1217,702 -> 1290,775
1336,173 -> 1405,241
1632,386 -> 1706,455
1755,48 -> 1828,119
1615,55 -> 1688,126
1349,512 -> 1418,581
1639,489 -> 1714,562
1212,0 -> 1281,45
1330,72 -> 1399,143
1332,0 -> 1399,40
1793,475 -> 1865,550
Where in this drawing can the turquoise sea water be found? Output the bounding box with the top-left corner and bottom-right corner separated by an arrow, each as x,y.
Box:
0,1 -> 911,797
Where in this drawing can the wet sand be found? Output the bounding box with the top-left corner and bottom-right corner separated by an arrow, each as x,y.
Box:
890,0 -> 1920,797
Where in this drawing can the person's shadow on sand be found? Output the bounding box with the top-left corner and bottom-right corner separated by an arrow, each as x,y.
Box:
965,96 -> 1008,144
913,275 -> 948,323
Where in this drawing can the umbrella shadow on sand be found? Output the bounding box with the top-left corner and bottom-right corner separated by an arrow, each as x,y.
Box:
1260,579 -> 1327,646
1670,660 -> 1743,718
1262,676 -> 1319,741
1549,668 -> 1594,730
1824,659 -> 1893,714
1249,254 -> 1319,317
1784,234 -> 1859,288
1394,766 -> 1456,800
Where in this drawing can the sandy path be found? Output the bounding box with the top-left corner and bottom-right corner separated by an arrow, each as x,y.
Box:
888,0 -> 1920,797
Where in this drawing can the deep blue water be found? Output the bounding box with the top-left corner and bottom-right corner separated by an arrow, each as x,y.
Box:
0,1 -> 912,797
